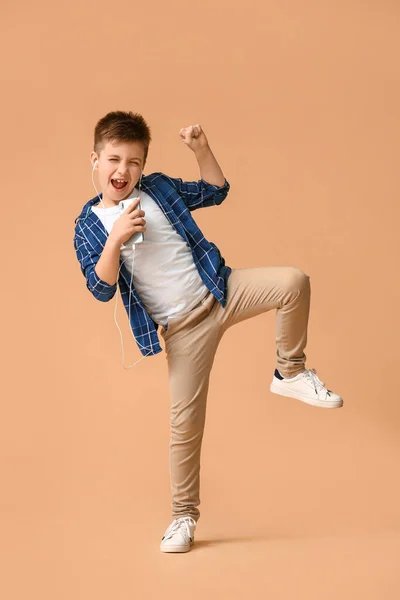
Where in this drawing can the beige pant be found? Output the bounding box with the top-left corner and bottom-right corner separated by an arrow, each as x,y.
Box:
160,266 -> 311,522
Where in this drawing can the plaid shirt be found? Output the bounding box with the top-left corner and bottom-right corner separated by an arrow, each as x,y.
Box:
73,171 -> 232,356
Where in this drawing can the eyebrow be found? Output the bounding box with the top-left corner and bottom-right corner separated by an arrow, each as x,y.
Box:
107,154 -> 142,160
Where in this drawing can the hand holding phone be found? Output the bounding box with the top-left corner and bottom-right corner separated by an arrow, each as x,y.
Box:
110,197 -> 146,247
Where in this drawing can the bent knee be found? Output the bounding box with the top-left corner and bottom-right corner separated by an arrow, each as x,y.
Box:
285,267 -> 310,292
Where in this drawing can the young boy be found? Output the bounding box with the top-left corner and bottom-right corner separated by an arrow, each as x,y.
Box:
73,110 -> 343,554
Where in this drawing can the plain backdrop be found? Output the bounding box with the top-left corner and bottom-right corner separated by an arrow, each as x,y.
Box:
1,0 -> 399,598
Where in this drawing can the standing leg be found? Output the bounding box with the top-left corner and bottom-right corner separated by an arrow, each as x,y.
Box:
160,294 -> 222,523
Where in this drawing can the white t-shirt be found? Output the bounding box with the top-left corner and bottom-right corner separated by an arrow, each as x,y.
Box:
91,188 -> 209,326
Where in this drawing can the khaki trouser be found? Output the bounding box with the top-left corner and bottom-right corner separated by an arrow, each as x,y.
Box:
160,266 -> 311,522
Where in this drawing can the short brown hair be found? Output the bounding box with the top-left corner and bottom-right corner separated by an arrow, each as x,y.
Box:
93,110 -> 152,163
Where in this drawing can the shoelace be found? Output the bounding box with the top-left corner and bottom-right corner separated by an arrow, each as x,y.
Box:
302,368 -> 331,399
163,516 -> 196,542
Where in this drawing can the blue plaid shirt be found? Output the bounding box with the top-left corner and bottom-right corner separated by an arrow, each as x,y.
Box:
73,172 -> 232,356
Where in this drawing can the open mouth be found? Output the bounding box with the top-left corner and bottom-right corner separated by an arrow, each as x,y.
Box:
111,179 -> 128,190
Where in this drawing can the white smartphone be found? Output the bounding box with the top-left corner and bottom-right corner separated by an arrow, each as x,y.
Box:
119,196 -> 144,247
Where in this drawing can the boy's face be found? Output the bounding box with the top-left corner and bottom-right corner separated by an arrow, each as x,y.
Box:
91,140 -> 146,205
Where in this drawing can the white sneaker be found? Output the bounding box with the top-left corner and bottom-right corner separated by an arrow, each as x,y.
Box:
160,516 -> 197,553
270,368 -> 343,408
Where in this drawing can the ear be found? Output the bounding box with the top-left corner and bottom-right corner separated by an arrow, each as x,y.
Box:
90,152 -> 98,168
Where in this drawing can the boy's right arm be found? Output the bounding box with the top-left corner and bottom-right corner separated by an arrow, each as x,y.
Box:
73,198 -> 146,302
94,233 -> 123,287
93,198 -> 146,287
73,232 -> 120,302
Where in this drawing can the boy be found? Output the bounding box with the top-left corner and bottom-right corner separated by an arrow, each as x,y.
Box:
73,110 -> 343,554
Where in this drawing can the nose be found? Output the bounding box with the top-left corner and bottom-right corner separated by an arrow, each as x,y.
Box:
116,163 -> 130,174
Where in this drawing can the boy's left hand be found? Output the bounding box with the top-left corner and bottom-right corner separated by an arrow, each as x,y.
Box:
179,124 -> 209,153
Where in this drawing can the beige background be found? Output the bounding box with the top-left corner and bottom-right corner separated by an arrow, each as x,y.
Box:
1,0 -> 400,598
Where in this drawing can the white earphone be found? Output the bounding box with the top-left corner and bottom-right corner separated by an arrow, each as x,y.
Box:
88,156 -> 150,369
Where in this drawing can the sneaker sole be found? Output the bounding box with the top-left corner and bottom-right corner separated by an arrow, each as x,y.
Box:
270,382 -> 343,409
160,541 -> 193,553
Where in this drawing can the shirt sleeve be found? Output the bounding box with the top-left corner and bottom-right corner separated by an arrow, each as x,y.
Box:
73,232 -> 118,302
165,175 -> 230,211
